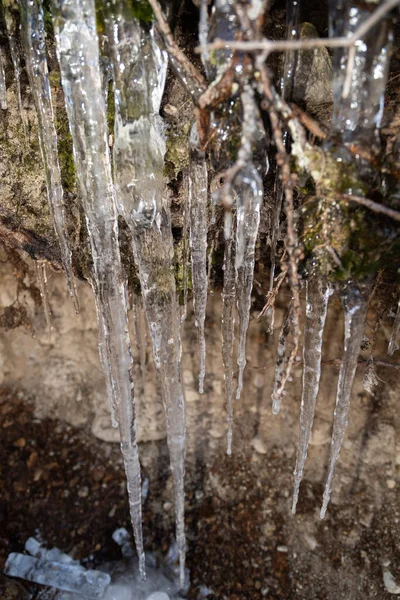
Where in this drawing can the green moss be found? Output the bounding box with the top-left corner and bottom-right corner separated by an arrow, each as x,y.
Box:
128,0 -> 153,22
174,237 -> 192,303
107,81 -> 115,134
96,0 -> 153,29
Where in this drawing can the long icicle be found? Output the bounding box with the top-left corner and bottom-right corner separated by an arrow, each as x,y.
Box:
292,277 -> 331,513
181,176 -> 189,323
235,86 -> 264,401
188,123 -> 208,394
21,0 -> 79,312
0,47 -> 7,110
269,0 -> 300,291
52,0 -> 145,577
320,284 -> 370,519
222,231 -> 236,455
105,6 -> 186,586
4,8 -> 26,133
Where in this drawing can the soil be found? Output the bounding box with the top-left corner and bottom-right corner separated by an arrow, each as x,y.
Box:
1,385 -> 399,600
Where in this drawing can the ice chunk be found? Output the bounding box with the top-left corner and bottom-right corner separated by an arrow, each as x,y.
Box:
4,553 -> 110,598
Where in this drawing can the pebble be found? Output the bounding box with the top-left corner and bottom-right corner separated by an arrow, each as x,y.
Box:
252,437 -> 267,455
387,479 -> 396,489
13,437 -> 26,448
277,545 -> 288,553
78,486 -> 89,498
383,569 -> 400,595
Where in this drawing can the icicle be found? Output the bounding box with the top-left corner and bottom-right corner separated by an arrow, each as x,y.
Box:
21,0 -> 79,313
36,261 -> 53,338
52,0 -> 145,578
199,0 -> 209,68
234,86 -> 264,402
0,47 -> 7,110
320,284 -> 370,519
269,0 -> 300,291
235,165 -> 262,401
222,232 -> 236,455
132,294 -> 147,385
105,6 -> 186,587
188,123 -> 208,394
181,177 -> 189,323
292,277 -> 331,514
388,297 -> 400,356
4,8 -> 25,133
91,277 -> 119,429
329,0 -> 393,142
204,0 -> 238,81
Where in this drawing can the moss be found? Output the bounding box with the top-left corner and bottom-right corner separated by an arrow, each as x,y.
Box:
107,81 -> 115,135
128,0 -> 153,23
164,123 -> 190,178
174,237 -> 192,303
96,0 -> 153,30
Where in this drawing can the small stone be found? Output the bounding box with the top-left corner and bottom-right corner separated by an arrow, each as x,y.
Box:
252,437 -> 267,455
387,479 -> 396,489
26,451 -> 38,469
78,486 -> 89,498
163,103 -> 178,117
277,545 -> 288,553
13,437 -> 26,448
383,569 -> 400,595
13,481 -> 25,493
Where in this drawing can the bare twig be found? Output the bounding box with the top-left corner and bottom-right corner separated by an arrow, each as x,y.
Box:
339,193 -> 400,223
147,0 -> 207,96
290,103 -> 327,139
198,0 -> 400,54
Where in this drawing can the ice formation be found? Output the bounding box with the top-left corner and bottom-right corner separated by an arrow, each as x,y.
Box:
4,6 -> 25,131
15,0 -> 399,592
52,0 -> 145,578
292,278 -> 331,513
105,5 -> 186,586
188,123 -> 208,394
321,285 -> 370,518
0,46 -> 7,110
21,0 -> 79,312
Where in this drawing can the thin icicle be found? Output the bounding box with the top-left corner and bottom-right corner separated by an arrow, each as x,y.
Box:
235,86 -> 264,401
320,284 -> 370,519
91,277 -> 119,429
0,47 -> 7,110
269,0 -> 300,291
292,277 -> 331,514
222,233 -> 236,456
188,123 -> 208,394
132,294 -> 147,386
181,176 -> 189,323
235,165 -> 262,401
388,296 -> 400,356
329,0 -> 393,141
4,8 -> 25,133
105,6 -> 187,587
21,0 -> 79,313
36,261 -> 53,338
52,0 -> 145,578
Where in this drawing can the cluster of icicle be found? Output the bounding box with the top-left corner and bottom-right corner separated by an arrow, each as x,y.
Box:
2,0 -> 399,589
